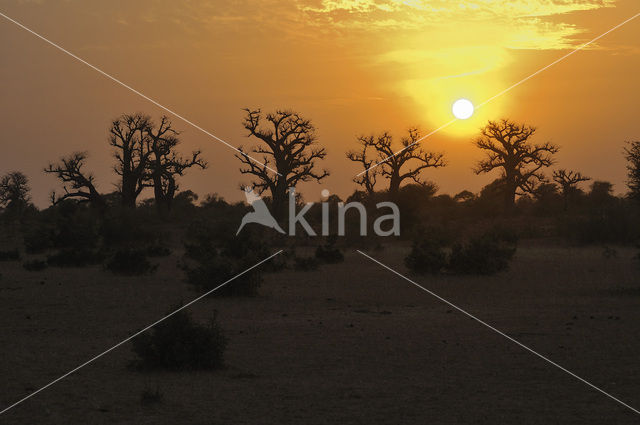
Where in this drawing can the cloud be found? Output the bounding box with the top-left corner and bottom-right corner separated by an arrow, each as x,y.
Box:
298,0 -> 615,49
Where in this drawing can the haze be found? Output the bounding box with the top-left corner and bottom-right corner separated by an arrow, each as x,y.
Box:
1,0 -> 639,206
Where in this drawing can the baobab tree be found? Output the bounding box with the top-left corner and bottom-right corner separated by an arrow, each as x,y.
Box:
236,108 -> 329,220
349,128 -> 445,198
474,119 -> 558,211
624,140 -> 640,201
346,135 -> 379,196
109,113 -> 153,208
45,152 -> 106,208
0,171 -> 31,211
552,169 -> 590,210
147,116 -> 207,213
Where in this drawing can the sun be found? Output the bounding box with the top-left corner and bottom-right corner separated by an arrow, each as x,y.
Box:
452,98 -> 474,120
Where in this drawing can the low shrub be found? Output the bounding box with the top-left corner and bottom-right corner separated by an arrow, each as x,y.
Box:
0,249 -> 20,261
405,239 -> 447,274
559,204 -> 640,244
315,239 -> 344,264
183,222 -> 220,264
220,230 -> 269,260
183,228 -> 271,297
186,256 -> 262,297
47,248 -> 104,267
23,259 -> 48,271
146,244 -> 172,258
294,256 -> 319,271
132,309 -> 226,371
262,253 -> 288,272
140,387 -> 163,405
106,248 -> 157,275
448,231 -> 517,275
52,215 -> 101,251
24,225 -> 54,253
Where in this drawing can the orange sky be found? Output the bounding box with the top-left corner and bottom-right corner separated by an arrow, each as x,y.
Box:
1,0 -> 639,206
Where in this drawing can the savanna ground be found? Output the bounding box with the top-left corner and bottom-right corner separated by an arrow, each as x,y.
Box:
1,240 -> 639,424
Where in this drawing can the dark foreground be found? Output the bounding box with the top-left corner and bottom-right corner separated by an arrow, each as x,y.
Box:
1,241 -> 639,424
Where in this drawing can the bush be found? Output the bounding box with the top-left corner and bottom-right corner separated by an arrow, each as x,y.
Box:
559,204 -> 640,244
183,222 -> 221,264
448,231 -> 517,275
52,214 -> 101,251
47,248 -> 104,267
146,244 -> 172,257
24,225 -> 54,253
404,225 -> 455,274
101,209 -> 158,247
140,387 -> 163,405
294,256 -> 319,271
132,309 -> 226,371
405,239 -> 447,274
315,237 -> 344,264
23,259 -> 48,271
220,230 -> 269,260
106,248 -> 157,275
0,249 -> 20,261
186,255 -> 262,297
183,227 -> 270,297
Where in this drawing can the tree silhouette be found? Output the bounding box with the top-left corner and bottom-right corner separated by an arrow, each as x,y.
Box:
474,119 -> 558,211
354,128 -> 445,198
236,108 -> 329,219
624,140 -> 640,201
147,116 -> 207,213
45,152 -> 105,208
0,171 -> 30,211
589,181 -> 615,205
552,169 -> 590,210
109,113 -> 153,208
346,135 -> 380,196
453,190 -> 475,203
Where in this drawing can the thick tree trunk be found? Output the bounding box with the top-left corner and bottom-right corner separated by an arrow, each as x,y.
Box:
121,184 -> 137,208
503,173 -> 517,213
271,179 -> 288,222
388,173 -> 401,199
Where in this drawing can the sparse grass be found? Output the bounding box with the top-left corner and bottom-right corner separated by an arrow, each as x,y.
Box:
2,240 -> 640,424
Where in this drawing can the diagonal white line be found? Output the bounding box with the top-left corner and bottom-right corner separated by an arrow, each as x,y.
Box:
357,11 -> 640,177
357,250 -> 640,416
0,250 -> 283,416
0,12 -> 281,176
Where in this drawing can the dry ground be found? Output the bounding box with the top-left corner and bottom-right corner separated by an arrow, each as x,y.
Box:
1,241 -> 639,424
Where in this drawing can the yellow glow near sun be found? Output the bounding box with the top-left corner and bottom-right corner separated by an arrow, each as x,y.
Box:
400,73 -> 510,137
385,45 -> 512,137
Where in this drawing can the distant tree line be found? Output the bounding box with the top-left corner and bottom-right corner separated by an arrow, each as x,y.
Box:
1,110 -> 639,226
